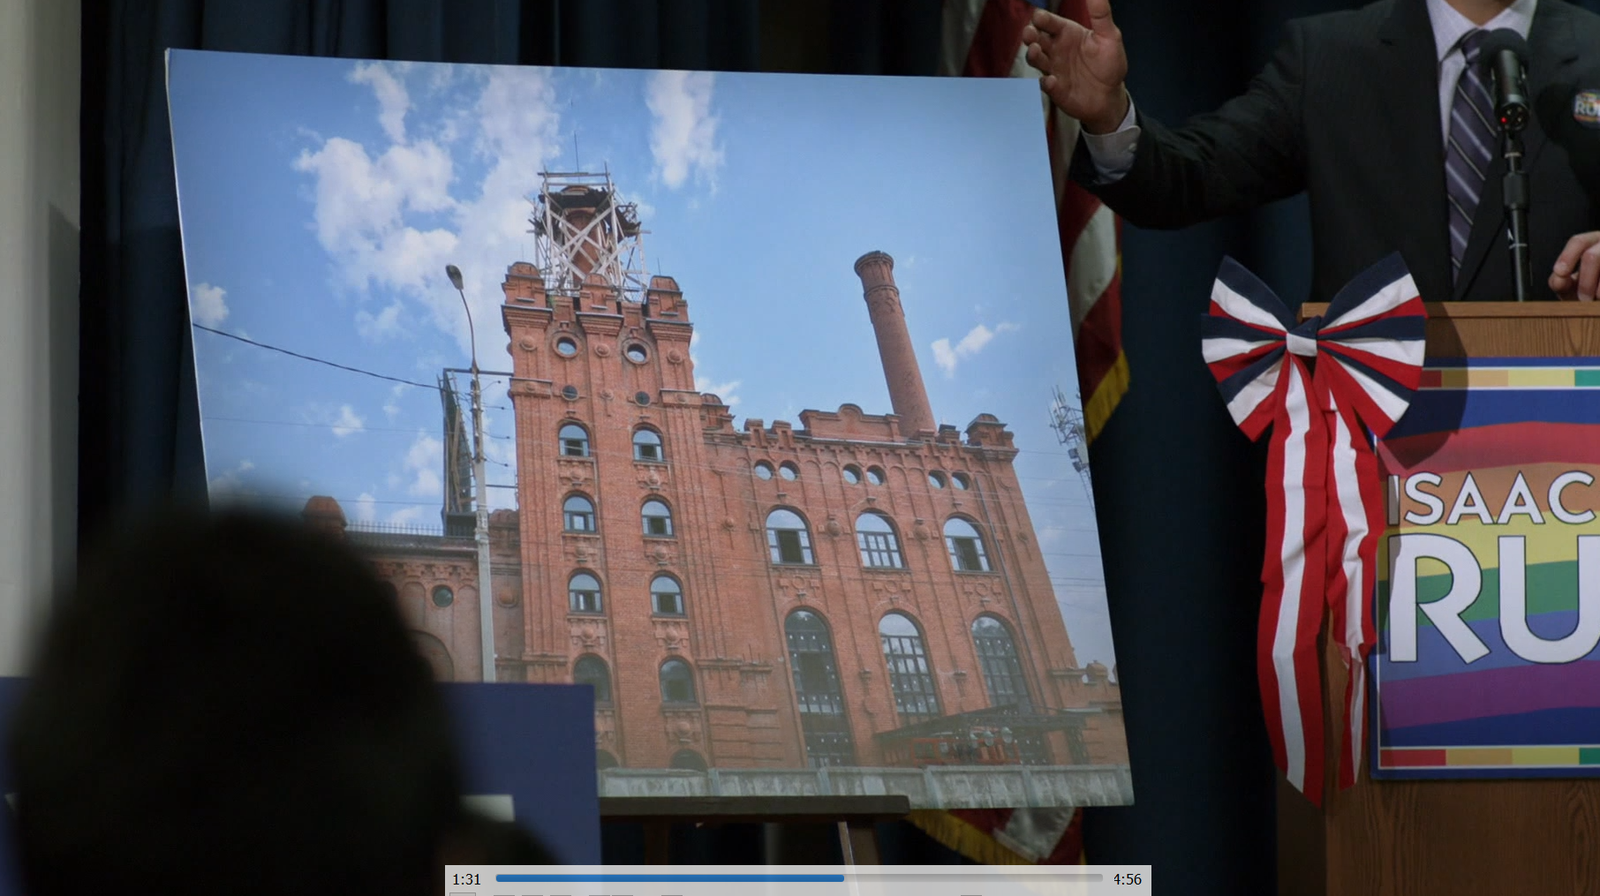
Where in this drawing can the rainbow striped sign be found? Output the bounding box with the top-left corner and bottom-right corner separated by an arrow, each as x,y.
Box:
1374,358 -> 1600,778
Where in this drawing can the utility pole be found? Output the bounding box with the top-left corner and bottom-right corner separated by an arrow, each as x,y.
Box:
447,264 -> 496,683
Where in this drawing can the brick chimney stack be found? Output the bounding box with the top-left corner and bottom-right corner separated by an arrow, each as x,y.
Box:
855,251 -> 935,437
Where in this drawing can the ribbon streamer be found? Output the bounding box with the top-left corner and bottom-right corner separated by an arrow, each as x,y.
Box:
1201,254 -> 1425,805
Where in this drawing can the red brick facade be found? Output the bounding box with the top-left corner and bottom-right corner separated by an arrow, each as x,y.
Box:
317,244 -> 1125,774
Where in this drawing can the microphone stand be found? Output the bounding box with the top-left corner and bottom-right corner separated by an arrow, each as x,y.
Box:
1500,123 -> 1531,302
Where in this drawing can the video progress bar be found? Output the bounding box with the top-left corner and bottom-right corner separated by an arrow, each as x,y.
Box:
496,875 -> 846,883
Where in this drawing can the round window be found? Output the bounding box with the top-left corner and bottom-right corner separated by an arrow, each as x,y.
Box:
754,462 -> 774,480
843,465 -> 861,484
929,471 -> 947,489
555,336 -> 578,357
625,344 -> 649,363
779,463 -> 798,481
952,472 -> 971,490
562,385 -> 579,400
431,585 -> 454,608
866,466 -> 886,485
635,391 -> 652,406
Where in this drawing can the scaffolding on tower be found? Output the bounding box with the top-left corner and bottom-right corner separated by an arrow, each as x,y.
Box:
1050,386 -> 1095,507
528,167 -> 651,302
439,371 -> 476,536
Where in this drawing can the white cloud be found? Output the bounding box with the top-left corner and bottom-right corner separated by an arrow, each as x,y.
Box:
331,405 -> 365,438
208,458 -> 256,497
388,505 -> 426,526
646,71 -> 724,191
295,64 -> 560,382
293,136 -> 459,295
352,492 -> 378,523
688,330 -> 741,407
349,62 -> 413,144
695,376 -> 743,408
191,282 -> 229,327
356,301 -> 406,341
931,322 -> 1019,377
383,383 -> 409,420
403,431 -> 443,498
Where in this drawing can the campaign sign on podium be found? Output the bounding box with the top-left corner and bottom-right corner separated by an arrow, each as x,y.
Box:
0,677 -> 598,894
1374,358 -> 1600,778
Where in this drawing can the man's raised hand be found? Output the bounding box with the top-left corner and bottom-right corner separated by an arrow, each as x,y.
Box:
1021,0 -> 1130,134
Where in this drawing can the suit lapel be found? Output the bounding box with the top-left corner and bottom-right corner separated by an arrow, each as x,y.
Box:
1380,0 -> 1453,302
1453,0 -> 1581,299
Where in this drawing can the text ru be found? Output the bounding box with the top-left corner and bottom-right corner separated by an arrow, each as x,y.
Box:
1387,471 -> 1600,665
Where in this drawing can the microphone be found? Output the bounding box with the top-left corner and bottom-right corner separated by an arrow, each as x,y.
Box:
1478,29 -> 1531,132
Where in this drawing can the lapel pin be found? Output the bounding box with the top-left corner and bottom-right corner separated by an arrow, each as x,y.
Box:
1575,89 -> 1600,128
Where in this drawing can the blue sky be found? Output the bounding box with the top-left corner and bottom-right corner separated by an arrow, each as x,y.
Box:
166,50 -> 1118,671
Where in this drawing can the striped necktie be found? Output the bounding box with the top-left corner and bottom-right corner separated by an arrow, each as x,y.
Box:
1445,30 -> 1497,281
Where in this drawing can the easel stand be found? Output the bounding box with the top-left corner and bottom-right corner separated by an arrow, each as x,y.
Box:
601,796 -> 911,865
1281,302 -> 1600,896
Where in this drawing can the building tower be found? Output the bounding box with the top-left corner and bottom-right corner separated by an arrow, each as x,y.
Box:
854,251 -> 936,437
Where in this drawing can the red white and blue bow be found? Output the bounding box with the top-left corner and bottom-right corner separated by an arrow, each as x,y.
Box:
1201,253 -> 1425,805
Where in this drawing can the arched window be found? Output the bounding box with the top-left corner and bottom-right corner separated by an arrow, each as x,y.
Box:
879,612 -> 941,724
670,749 -> 707,771
596,750 -> 620,770
411,631 -> 454,682
660,659 -> 697,703
642,499 -> 674,537
855,512 -> 905,568
563,495 -> 596,532
972,616 -> 1031,711
651,575 -> 685,615
633,428 -> 664,462
766,509 -> 815,565
944,518 -> 991,572
573,655 -> 612,705
786,610 -> 857,767
569,572 -> 603,613
559,423 -> 590,457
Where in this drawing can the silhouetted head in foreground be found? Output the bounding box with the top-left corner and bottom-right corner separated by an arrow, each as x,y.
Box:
6,508 -> 467,896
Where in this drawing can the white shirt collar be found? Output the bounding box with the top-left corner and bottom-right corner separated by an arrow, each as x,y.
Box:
1426,0 -> 1538,60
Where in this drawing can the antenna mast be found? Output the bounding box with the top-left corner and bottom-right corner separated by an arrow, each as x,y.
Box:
1049,386 -> 1095,507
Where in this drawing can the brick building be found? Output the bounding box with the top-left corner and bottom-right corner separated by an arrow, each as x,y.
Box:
309,172 -> 1129,806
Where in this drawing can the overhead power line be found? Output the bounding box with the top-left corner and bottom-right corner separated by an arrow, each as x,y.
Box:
193,324 -> 443,392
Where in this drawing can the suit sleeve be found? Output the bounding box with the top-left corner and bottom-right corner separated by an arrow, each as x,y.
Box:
1071,20 -> 1308,229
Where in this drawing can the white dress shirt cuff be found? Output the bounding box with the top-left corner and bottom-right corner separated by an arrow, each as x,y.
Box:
1080,99 -> 1140,184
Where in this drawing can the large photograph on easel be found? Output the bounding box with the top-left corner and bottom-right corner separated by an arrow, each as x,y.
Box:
166,49 -> 1131,809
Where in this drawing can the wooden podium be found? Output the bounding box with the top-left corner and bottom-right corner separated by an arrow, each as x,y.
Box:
1279,302 -> 1600,896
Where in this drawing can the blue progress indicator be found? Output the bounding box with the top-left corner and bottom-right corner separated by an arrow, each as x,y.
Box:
496,875 -> 845,883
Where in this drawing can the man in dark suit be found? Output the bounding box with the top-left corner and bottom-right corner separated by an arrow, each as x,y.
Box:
1024,0 -> 1600,303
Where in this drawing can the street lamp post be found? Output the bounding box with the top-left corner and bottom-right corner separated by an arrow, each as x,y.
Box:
447,264 -> 496,683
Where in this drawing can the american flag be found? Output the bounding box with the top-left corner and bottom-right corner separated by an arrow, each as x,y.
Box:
907,0 -> 1129,864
